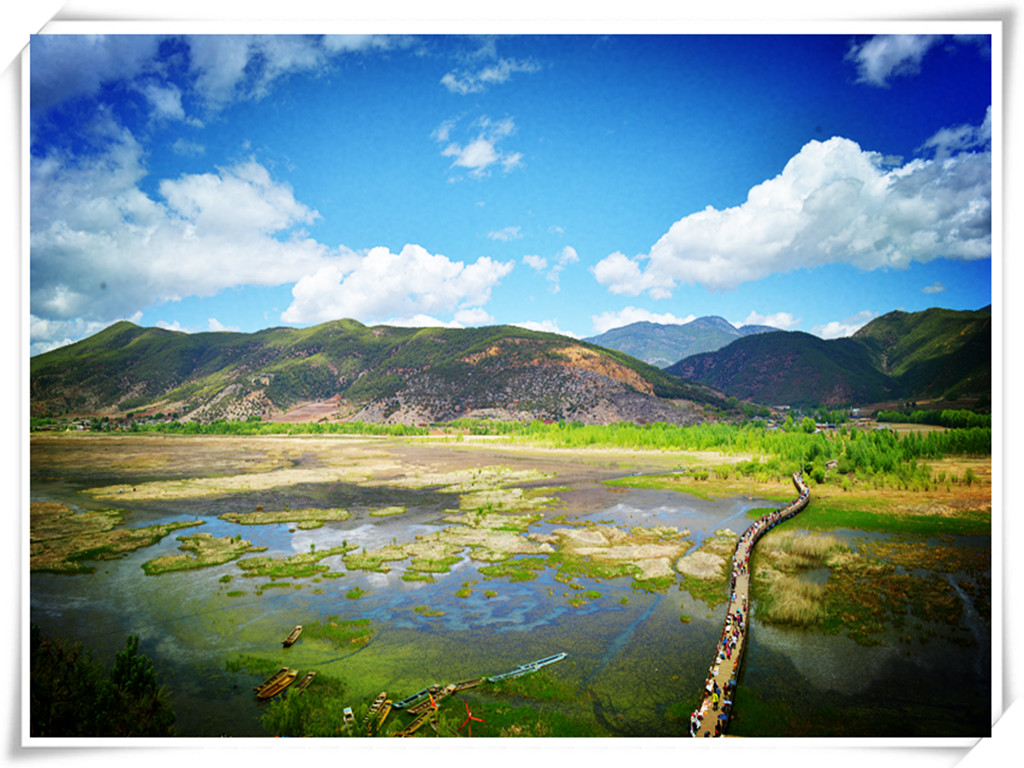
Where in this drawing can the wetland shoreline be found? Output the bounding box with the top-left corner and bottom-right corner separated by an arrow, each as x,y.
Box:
29,432 -> 991,738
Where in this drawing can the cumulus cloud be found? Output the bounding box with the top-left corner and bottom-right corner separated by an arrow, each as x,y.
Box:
488,226 -> 522,241
281,244 -> 514,325
922,281 -> 946,294
29,314 -> 140,356
208,318 -> 240,332
738,311 -> 802,331
30,35 -> 163,116
811,310 -> 877,339
435,116 -> 523,179
523,254 -> 548,270
920,105 -> 991,158
511,320 -> 579,338
30,121 -> 330,331
593,126 -> 990,297
591,307 -> 698,335
846,34 -> 942,87
441,57 -> 541,94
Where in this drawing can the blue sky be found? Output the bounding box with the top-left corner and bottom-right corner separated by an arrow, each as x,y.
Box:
28,31 -> 993,355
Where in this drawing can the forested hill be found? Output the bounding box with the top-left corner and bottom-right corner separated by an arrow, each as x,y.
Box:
666,307 -> 991,408
30,319 -> 729,425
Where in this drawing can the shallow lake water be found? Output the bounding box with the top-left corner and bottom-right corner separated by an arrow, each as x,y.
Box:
29,435 -> 991,738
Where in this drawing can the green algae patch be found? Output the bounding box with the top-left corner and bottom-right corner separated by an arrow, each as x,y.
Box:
237,545 -> 354,580
413,605 -> 444,617
479,556 -> 547,582
539,523 -> 690,585
368,506 -> 407,517
401,571 -> 436,583
343,545 -> 410,573
141,532 -> 261,574
485,670 -> 576,703
303,616 -> 375,648
30,501 -> 203,573
346,587 -> 365,600
220,507 -> 351,529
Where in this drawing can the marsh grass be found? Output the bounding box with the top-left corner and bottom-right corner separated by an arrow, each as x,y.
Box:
236,545 -> 353,579
761,576 -> 827,625
30,502 -> 203,573
220,507 -> 351,528
478,556 -> 547,582
303,616 -> 374,647
141,532 -> 260,574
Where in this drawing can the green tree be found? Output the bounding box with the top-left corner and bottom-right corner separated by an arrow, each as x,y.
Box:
801,416 -> 816,434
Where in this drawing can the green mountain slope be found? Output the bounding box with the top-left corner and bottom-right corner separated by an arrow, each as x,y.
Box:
851,307 -> 991,399
30,319 -> 727,424
666,331 -> 896,407
583,317 -> 776,367
664,307 -> 991,408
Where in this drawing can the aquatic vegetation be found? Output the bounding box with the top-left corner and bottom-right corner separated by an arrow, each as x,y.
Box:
345,587 -> 365,600
343,545 -> 409,573
236,545 -> 353,580
303,616 -> 375,648
220,507 -> 351,529
368,506 -> 407,517
30,502 -> 202,573
401,571 -> 435,582
478,556 -> 547,582
141,533 -> 262,574
413,605 -> 445,617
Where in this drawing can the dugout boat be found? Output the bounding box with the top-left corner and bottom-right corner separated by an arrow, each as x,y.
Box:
253,667 -> 289,695
293,671 -> 316,695
257,668 -> 298,699
282,625 -> 303,647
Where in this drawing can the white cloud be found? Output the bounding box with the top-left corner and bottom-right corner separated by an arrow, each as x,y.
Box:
29,314 -> 140,356
30,35 -> 163,116
208,318 -> 240,332
155,320 -> 185,332
454,307 -> 494,325
523,254 -> 548,270
142,82 -> 185,121
846,34 -> 942,87
922,281 -> 946,294
171,138 -> 205,157
593,126 -> 990,297
738,311 -> 802,331
920,105 -> 991,158
511,320 -> 579,338
811,310 -> 877,339
591,307 -> 697,335
281,244 -> 514,325
435,116 -> 522,179
30,122 -> 331,332
441,57 -> 541,94
488,226 -> 522,241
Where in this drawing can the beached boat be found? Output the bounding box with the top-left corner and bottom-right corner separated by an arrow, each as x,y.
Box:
282,625 -> 303,647
342,706 -> 355,730
485,652 -> 568,682
392,683 -> 444,710
257,668 -> 298,699
452,676 -> 483,692
293,671 -> 316,695
375,699 -> 393,732
407,683 -> 456,715
391,710 -> 433,738
363,691 -> 387,724
253,666 -> 289,695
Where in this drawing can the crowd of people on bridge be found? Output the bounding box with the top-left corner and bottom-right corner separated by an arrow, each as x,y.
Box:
689,473 -> 810,737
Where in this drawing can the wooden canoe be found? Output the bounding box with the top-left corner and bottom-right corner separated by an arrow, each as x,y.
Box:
363,691 -> 387,723
257,668 -> 298,699
406,683 -> 456,715
293,671 -> 316,695
282,625 -> 303,647
253,666 -> 289,695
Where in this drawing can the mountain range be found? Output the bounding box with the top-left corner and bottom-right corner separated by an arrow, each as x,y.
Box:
30,319 -> 729,425
583,316 -> 777,368
665,307 -> 991,407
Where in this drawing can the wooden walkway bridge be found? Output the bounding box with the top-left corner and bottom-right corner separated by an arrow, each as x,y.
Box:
690,472 -> 811,737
